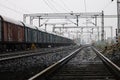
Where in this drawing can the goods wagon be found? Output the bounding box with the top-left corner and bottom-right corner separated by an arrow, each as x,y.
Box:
0,16 -> 24,51
0,15 -> 74,51
0,17 -> 1,42
22,23 -> 38,48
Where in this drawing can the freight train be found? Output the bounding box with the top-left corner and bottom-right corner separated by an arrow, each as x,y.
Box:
0,15 -> 74,51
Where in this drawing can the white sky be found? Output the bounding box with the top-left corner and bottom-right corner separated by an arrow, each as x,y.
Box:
0,0 -> 118,42
0,0 -> 117,20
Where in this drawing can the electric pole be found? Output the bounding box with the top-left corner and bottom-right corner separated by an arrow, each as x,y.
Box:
101,11 -> 104,41
117,0 -> 120,42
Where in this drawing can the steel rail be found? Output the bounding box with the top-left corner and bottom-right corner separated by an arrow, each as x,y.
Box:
0,46 -> 75,62
0,47 -> 65,58
92,47 -> 120,80
28,46 -> 84,80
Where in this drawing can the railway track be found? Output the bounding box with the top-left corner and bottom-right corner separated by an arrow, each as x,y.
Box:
0,45 -> 77,61
50,62 -> 114,80
28,46 -> 120,80
0,45 -> 79,80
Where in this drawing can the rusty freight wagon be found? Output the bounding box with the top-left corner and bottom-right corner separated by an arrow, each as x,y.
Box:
0,15 -> 75,52
0,16 -> 25,51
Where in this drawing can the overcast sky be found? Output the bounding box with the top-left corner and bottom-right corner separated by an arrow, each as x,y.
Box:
0,0 -> 117,20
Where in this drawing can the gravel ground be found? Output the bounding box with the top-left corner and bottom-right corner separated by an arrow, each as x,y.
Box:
48,47 -> 113,80
67,47 -> 102,66
0,45 -> 79,80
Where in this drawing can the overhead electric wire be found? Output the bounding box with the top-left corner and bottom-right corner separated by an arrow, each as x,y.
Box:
2,0 -> 31,13
43,0 -> 74,21
102,0 -> 114,11
0,3 -> 23,14
43,0 -> 59,12
52,0 -> 70,12
42,0 -> 55,12
50,0 -> 77,25
43,0 -> 75,26
47,0 -> 60,12
60,0 -> 71,11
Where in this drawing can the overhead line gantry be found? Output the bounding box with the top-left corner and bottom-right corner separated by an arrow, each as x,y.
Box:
23,12 -> 113,41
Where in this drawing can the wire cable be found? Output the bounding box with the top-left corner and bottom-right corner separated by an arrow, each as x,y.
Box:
47,0 -> 60,12
51,0 -> 69,12
43,0 -> 59,12
2,0 -> 31,13
0,3 -> 23,14
102,0 -> 114,11
60,0 -> 71,11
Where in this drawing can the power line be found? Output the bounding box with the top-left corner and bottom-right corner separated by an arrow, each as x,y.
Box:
43,0 -> 59,12
102,1 -> 114,11
51,0 -> 69,12
0,3 -> 23,14
60,0 -> 71,11
42,0 -> 55,12
43,0 -> 68,20
43,0 -> 77,26
3,0 -> 31,13
47,0 -> 60,12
